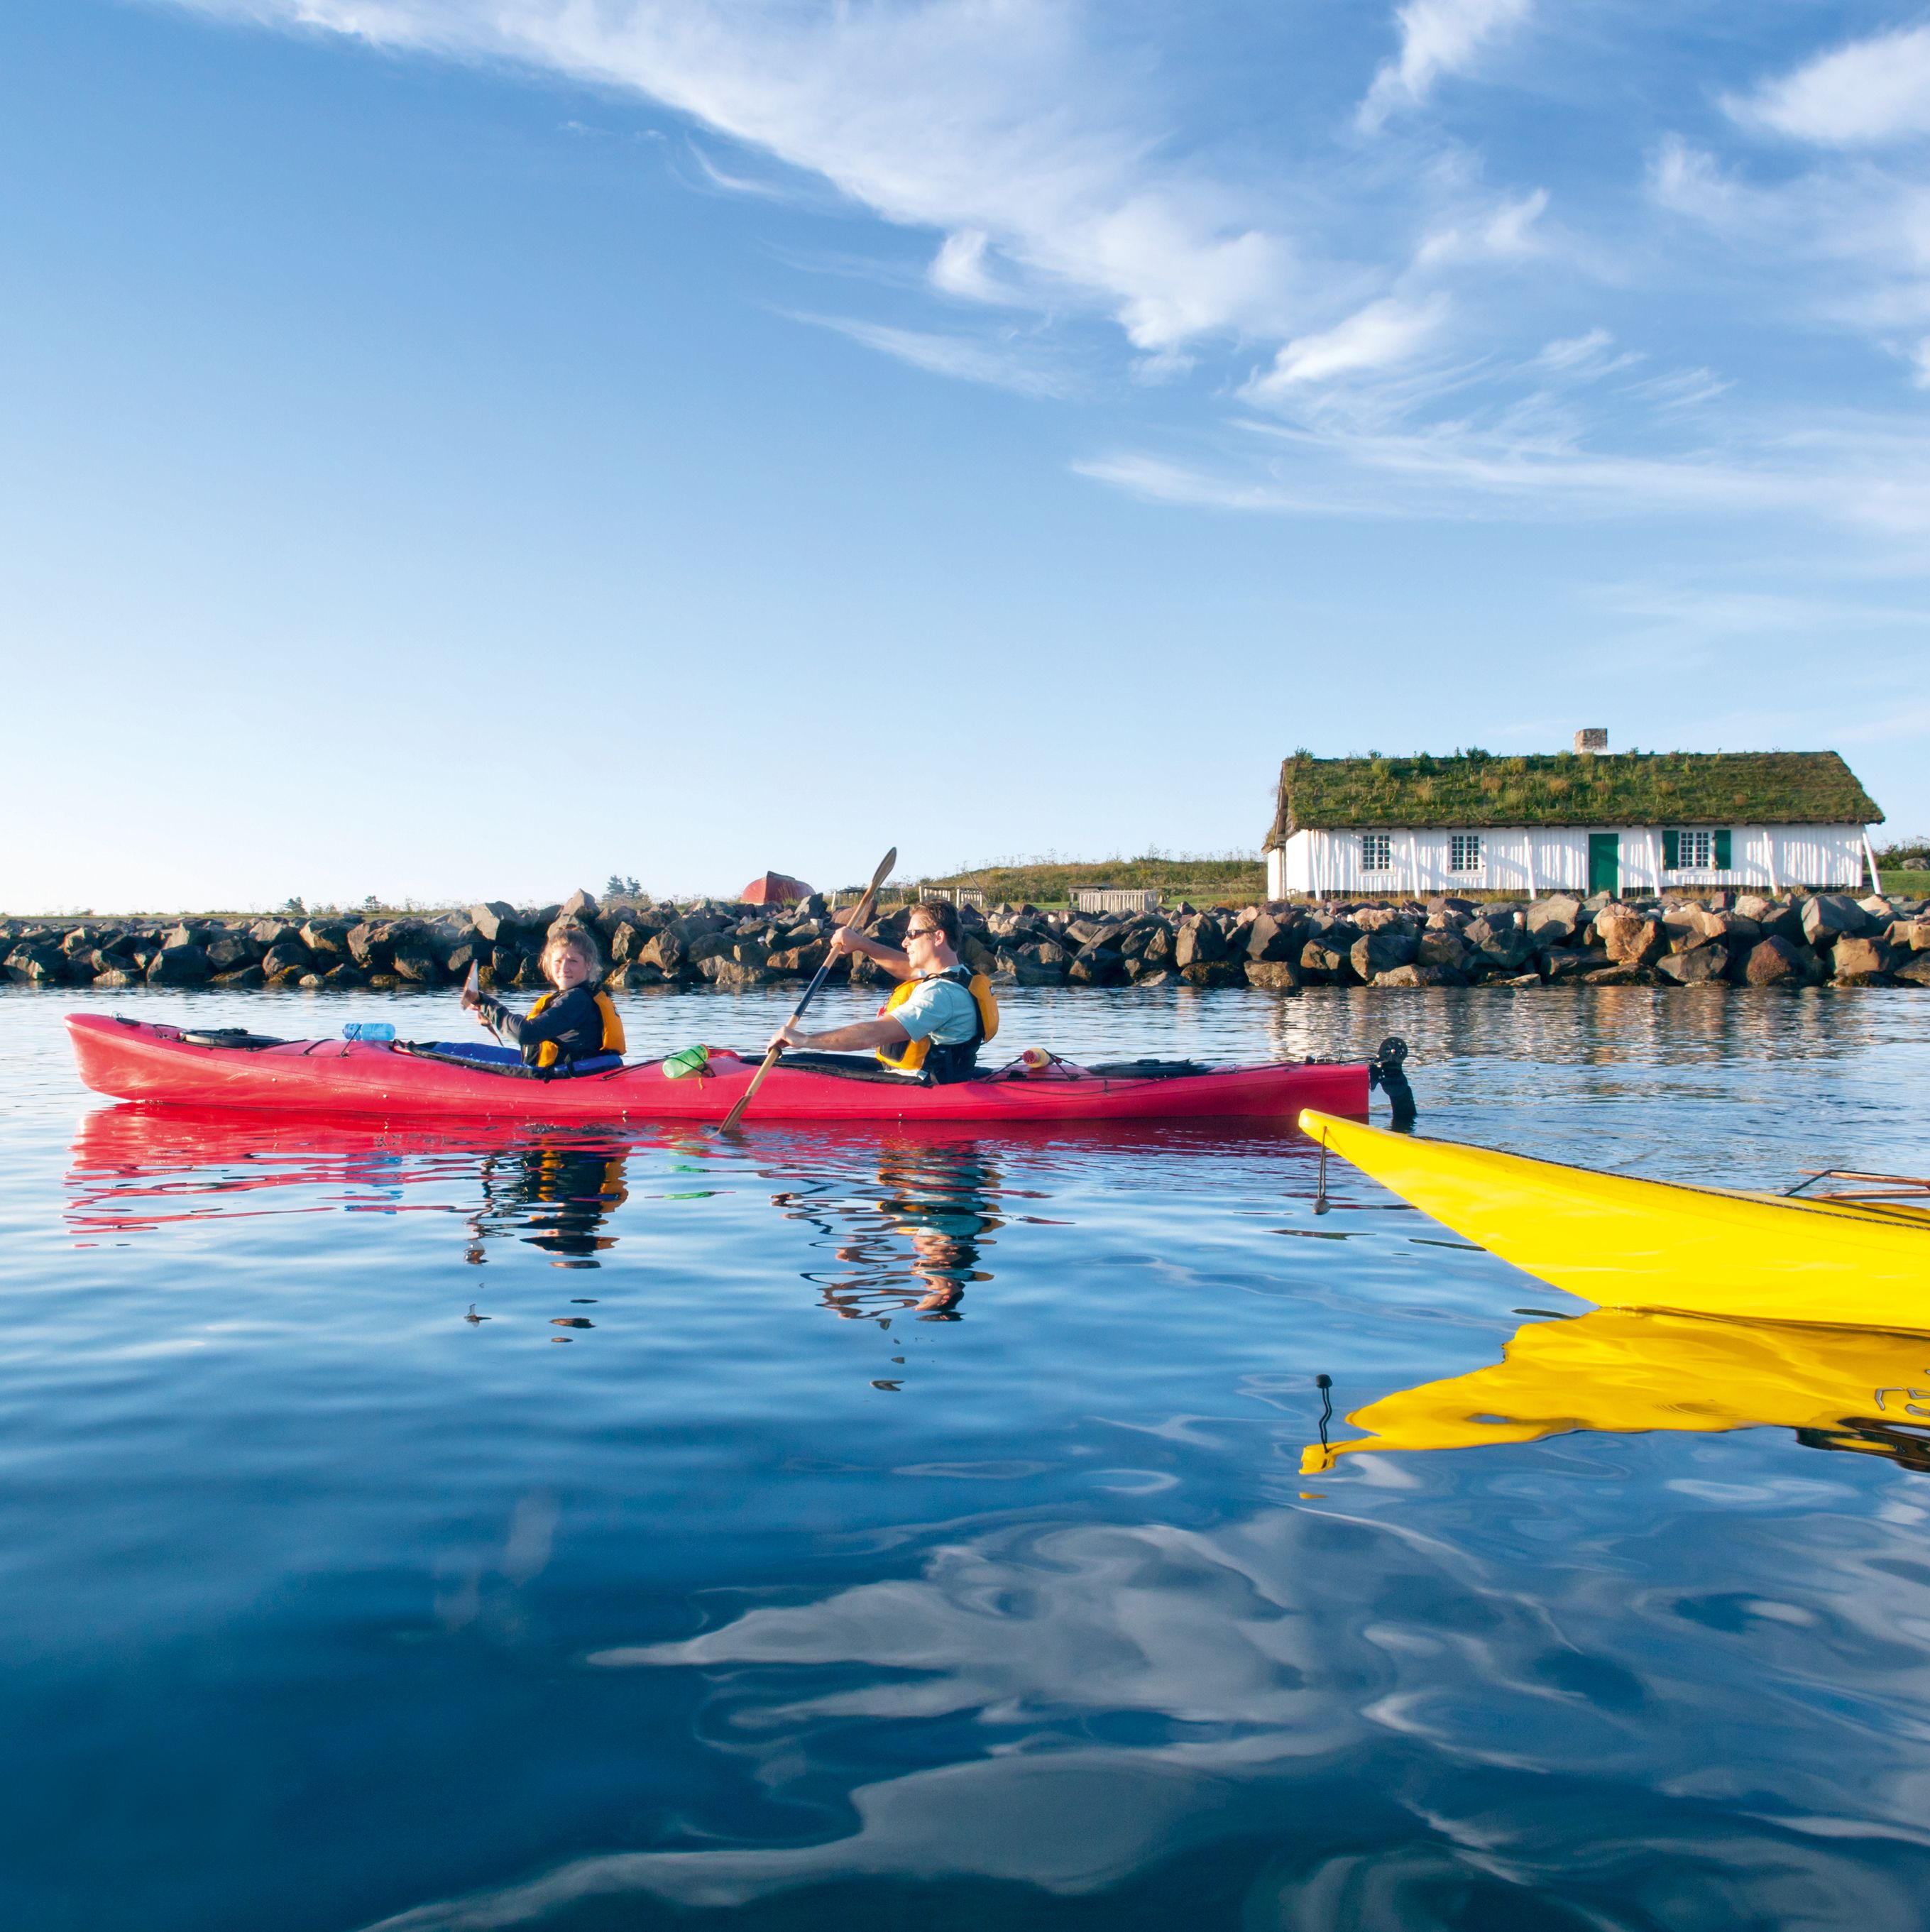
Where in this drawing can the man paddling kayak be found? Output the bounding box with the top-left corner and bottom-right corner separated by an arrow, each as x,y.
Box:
767,899 -> 996,1084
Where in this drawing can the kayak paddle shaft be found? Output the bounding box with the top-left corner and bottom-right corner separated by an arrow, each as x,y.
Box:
718,845 -> 896,1134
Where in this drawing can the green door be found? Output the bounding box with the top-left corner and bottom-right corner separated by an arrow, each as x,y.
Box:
1588,833 -> 1620,896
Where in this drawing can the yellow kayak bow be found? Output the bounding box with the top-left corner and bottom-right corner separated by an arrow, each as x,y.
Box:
1298,1109 -> 1930,1332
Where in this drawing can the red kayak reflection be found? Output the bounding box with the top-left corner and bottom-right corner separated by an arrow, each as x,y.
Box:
66,1104 -> 649,1265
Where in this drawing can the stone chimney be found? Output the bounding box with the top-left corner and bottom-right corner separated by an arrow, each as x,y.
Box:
1574,728 -> 1608,753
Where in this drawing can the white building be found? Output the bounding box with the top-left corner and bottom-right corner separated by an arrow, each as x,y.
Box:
1263,744 -> 1884,901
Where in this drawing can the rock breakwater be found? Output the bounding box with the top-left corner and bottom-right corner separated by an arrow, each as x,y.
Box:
9,887 -> 1929,994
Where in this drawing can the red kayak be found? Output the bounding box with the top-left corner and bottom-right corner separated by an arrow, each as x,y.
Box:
67,1013 -> 1372,1124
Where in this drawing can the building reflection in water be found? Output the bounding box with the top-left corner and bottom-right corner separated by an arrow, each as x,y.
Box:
771,1139 -> 1005,1323
466,1141 -> 630,1268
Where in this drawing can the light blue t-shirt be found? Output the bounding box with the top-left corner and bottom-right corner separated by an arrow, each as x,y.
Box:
892,975 -> 979,1045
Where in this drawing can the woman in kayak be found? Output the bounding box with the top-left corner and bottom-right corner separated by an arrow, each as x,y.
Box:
461,926 -> 625,1069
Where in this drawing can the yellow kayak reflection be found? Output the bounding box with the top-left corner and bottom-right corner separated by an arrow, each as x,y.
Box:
1305,1307 -> 1930,1473
1298,1109 -> 1930,1332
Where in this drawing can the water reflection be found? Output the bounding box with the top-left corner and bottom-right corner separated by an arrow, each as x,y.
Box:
466,1142 -> 630,1268
772,1139 -> 1005,1322
1307,1307 -> 1930,1473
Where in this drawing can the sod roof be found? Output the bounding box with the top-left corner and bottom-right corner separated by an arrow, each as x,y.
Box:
1267,751 -> 1883,844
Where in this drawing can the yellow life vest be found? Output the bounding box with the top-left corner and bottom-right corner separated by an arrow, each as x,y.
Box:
526,987 -> 627,1069
875,968 -> 998,1078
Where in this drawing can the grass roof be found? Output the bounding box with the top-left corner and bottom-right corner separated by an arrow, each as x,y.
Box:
1268,751 -> 1883,844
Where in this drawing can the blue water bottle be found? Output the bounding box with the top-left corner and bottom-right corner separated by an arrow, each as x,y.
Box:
343,1021 -> 395,1043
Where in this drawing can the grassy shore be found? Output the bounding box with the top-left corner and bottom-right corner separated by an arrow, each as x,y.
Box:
896,855 -> 1266,908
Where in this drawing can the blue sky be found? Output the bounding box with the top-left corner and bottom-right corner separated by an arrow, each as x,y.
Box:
4,0 -> 1928,911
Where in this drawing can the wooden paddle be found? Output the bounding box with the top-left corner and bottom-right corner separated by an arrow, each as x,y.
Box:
717,845 -> 897,1134
464,961 -> 505,1043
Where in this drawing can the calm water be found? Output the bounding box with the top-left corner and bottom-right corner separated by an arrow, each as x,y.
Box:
7,982 -> 1930,1931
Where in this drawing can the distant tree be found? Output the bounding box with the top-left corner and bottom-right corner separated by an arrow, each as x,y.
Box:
282,896 -> 305,916
625,876 -> 641,896
605,874 -> 625,896
363,894 -> 380,913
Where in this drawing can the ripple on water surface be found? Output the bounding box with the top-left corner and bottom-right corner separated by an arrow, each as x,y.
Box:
4,984 -> 1930,1931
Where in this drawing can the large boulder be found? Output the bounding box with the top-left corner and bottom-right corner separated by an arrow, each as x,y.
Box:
1657,949 -> 1727,985
639,928 -> 687,975
391,943 -> 444,984
1594,904 -> 1667,967
468,901 -> 520,944
1004,940 -> 1070,986
1351,928 -> 1418,979
1543,947 -> 1608,980
262,943 -> 312,982
1375,962 -> 1467,987
1244,909 -> 1305,962
1895,953 -> 1930,988
147,945 -> 210,986
6,943 -> 65,984
1800,894 -> 1871,945
557,888 -> 599,925
1831,935 -> 1897,982
1417,928 -> 1473,974
346,921 -> 393,970
1527,896 -> 1583,946
698,957 -> 774,990
1179,959 -> 1246,988
204,933 -> 260,972
1743,936 -> 1821,985
1246,960 -> 1300,991
160,922 -> 204,952
1734,897 -> 1802,943
1466,916 -> 1536,972
1070,945 -> 1128,985
1174,916 -> 1230,969
300,919 -> 351,961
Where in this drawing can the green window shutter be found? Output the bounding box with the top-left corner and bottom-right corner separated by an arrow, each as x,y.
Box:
1714,828 -> 1731,869
1662,829 -> 1679,869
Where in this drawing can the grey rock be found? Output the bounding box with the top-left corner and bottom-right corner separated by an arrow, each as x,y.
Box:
1800,894 -> 1871,944
1657,949 -> 1728,985
1526,896 -> 1583,945
469,901 -> 519,944
300,919 -> 351,960
1245,960 -> 1301,991
1070,945 -> 1128,985
1351,928 -> 1418,979
1831,935 -> 1898,981
262,943 -> 312,982
147,945 -> 210,986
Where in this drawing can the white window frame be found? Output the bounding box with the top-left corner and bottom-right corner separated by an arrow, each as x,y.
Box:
1676,829 -> 1714,869
1448,833 -> 1482,876
1360,832 -> 1393,874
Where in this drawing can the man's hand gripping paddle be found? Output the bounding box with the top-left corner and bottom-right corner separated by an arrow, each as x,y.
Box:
717,846 -> 896,1134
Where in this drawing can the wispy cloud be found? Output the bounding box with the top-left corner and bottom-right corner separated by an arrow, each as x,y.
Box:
1726,23 -> 1930,148
791,313 -> 1075,397
1080,412 -> 1930,534
1358,0 -> 1533,131
1245,296 -> 1449,400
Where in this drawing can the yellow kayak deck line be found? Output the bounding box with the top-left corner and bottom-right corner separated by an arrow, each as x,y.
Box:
1298,1109 -> 1930,1333
1304,1307 -> 1930,1473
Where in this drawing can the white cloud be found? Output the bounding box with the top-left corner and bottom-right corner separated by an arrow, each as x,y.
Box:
1359,0 -> 1533,131
1245,296 -> 1449,400
1414,187 -> 1548,266
1728,23 -> 1930,147
1080,412 -> 1930,534
177,0 -> 1303,354
792,314 -> 1074,397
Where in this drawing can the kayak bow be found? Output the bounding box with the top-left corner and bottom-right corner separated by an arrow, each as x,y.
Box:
1299,1108 -> 1930,1332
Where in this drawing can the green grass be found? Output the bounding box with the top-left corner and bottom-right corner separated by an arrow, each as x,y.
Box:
1880,870 -> 1930,896
874,855 -> 1268,909
1271,750 -> 1885,835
